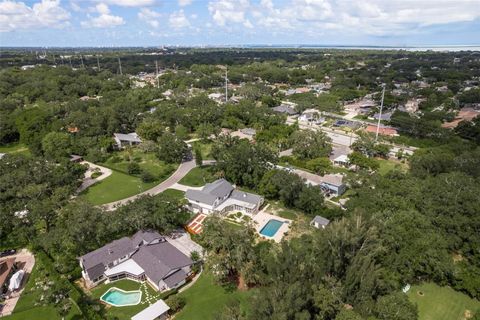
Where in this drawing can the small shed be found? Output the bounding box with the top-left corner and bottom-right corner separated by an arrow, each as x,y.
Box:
131,299 -> 170,320
310,216 -> 330,229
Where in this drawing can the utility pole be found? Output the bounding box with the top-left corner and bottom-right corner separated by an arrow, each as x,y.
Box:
155,60 -> 159,88
52,54 -> 56,65
96,56 -> 100,70
375,85 -> 386,142
68,56 -> 73,68
225,67 -> 228,103
118,57 -> 123,75
80,55 -> 85,69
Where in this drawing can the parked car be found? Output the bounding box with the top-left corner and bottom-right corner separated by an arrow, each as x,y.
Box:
0,249 -> 16,257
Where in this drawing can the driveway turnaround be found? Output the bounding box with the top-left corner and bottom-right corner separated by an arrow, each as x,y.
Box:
76,161 -> 113,193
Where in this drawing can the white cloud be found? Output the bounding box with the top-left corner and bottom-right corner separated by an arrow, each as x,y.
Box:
248,0 -> 480,36
0,0 -> 70,32
95,3 -> 110,14
82,4 -> 125,28
208,0 -> 250,27
90,0 -> 155,7
138,7 -> 161,28
178,0 -> 192,6
169,9 -> 190,29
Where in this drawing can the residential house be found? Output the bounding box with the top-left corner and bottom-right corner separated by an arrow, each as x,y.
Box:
79,231 -> 195,292
230,128 -> 256,141
0,153 -> 5,160
371,111 -> 393,121
298,109 -> 324,124
317,174 -> 346,196
332,154 -> 349,167
272,104 -> 298,116
185,179 -> 264,216
310,216 -> 330,229
333,120 -> 359,129
113,133 -> 142,149
208,93 -> 225,103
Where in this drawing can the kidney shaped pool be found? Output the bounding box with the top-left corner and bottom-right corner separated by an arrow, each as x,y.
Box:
100,287 -> 142,307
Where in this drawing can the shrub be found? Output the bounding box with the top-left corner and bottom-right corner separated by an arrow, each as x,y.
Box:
127,162 -> 141,174
167,295 -> 186,313
141,170 -> 156,183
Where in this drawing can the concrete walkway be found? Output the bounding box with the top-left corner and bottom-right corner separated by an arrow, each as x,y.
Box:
169,183 -> 202,192
0,249 -> 35,317
76,161 -> 112,193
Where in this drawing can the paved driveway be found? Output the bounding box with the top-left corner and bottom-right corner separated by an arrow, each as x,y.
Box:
76,161 -> 112,193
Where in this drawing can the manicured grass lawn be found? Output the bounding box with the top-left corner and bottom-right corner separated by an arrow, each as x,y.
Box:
175,272 -> 255,320
89,279 -> 162,320
162,188 -> 186,200
192,141 -> 214,160
0,143 -> 31,156
407,283 -> 480,320
103,149 -> 176,179
179,166 -> 216,187
377,159 -> 408,175
80,170 -> 157,205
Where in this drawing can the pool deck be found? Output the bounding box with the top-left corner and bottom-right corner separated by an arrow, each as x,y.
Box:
253,206 -> 292,243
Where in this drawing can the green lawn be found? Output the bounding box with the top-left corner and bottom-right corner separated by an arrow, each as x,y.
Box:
89,279 -> 163,320
407,283 -> 480,320
80,170 -> 157,205
80,149 -> 178,205
179,166 -> 216,187
162,188 -> 186,200
103,149 -> 176,179
0,143 -> 31,156
175,272 -> 255,320
377,159 -> 408,175
192,141 -> 214,160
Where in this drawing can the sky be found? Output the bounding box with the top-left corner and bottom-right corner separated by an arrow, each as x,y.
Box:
1,0 -> 480,47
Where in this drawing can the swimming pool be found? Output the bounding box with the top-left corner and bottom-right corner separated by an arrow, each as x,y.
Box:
100,287 -> 142,307
259,219 -> 284,237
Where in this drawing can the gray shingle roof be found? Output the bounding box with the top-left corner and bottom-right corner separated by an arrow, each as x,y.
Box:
311,215 -> 330,226
230,190 -> 263,206
114,133 -> 142,143
272,105 -> 298,115
132,241 -> 193,284
186,179 -> 234,206
163,269 -> 187,288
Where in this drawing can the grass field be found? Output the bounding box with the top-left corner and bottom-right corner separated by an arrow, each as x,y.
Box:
175,272 -> 255,320
377,159 -> 408,175
81,149 -> 178,205
407,283 -> 480,320
89,279 -> 162,320
191,141 -> 214,160
162,188 -> 186,200
80,170 -> 158,205
178,165 -> 216,187
0,143 -> 31,157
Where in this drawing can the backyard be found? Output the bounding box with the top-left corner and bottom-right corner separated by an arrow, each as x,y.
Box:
80,149 -> 177,205
377,158 -> 408,175
191,141 -> 214,160
407,283 -> 480,320
175,271 -> 255,320
88,279 -> 164,320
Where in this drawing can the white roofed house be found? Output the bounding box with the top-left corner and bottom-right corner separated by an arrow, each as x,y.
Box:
79,231 -> 196,292
113,132 -> 142,149
310,215 -> 330,229
185,179 -> 264,216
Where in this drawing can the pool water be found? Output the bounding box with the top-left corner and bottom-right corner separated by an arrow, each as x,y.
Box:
100,287 -> 142,307
259,219 -> 284,237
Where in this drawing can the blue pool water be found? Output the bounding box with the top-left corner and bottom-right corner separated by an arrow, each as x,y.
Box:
100,288 -> 142,307
259,219 -> 284,237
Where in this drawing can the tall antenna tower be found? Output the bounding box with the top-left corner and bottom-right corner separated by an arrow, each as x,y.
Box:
68,56 -> 73,68
118,57 -> 123,75
375,85 -> 386,142
80,55 -> 85,69
225,67 -> 228,103
155,60 -> 159,88
96,56 -> 101,70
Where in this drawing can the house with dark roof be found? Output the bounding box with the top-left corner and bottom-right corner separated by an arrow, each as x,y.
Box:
79,231 -> 195,292
113,132 -> 142,149
185,179 -> 264,216
272,104 -> 298,115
